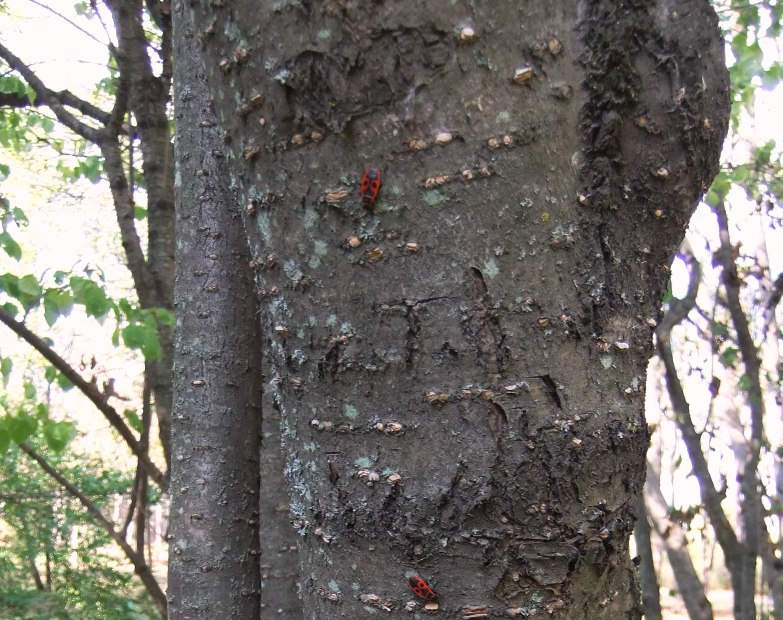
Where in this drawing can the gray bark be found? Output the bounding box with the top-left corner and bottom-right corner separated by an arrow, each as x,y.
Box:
259,393 -> 303,618
174,0 -> 729,617
167,9 -> 262,618
633,496 -> 663,620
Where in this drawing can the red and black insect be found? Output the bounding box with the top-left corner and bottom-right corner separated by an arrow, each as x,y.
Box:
359,166 -> 382,208
408,575 -> 437,602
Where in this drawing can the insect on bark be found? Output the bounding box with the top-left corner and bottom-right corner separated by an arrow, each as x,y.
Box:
359,167 -> 382,207
408,575 -> 437,601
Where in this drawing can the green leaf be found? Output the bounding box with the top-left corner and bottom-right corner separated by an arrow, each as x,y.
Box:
121,323 -> 146,349
7,413 -> 37,443
0,357 -> 14,383
43,296 -> 59,327
154,307 -> 175,327
42,420 -> 76,452
17,273 -> 42,307
56,373 -> 74,391
706,171 -> 732,206
0,231 -> 22,260
134,206 -> 147,221
44,365 -> 57,383
0,301 -> 19,317
0,357 -> 12,386
23,382 -> 35,400
712,322 -> 729,337
123,409 -> 142,433
122,322 -> 162,360
720,347 -> 739,367
71,276 -> 112,318
42,289 -> 73,326
0,427 -> 9,454
737,374 -> 753,391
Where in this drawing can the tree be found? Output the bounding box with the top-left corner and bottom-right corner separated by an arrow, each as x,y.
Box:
635,3 -> 783,616
0,1 -> 173,614
169,1 -> 729,618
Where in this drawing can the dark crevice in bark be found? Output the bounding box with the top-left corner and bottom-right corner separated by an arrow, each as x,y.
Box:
466,267 -> 508,376
597,224 -> 615,307
537,375 -> 563,411
405,302 -> 421,371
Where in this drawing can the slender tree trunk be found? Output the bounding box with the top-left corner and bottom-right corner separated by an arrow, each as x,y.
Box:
106,0 -> 177,470
167,10 -> 262,618
644,412 -> 713,620
633,496 -> 663,620
174,0 -> 729,616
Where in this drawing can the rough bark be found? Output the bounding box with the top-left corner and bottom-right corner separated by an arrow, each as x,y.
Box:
167,11 -> 262,618
259,390 -> 303,618
175,0 -> 728,617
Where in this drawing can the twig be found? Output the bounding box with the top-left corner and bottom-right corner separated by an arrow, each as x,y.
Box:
0,307 -> 168,493
19,442 -> 167,617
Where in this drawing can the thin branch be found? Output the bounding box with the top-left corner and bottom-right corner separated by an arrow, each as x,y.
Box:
656,244 -> 742,565
19,443 -> 167,617
0,42 -> 99,142
28,0 -> 110,49
0,307 -> 167,493
0,85 -> 111,126
712,199 -> 764,619
763,272 -> 783,336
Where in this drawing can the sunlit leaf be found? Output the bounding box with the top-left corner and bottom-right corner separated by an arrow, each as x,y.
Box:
0,356 -> 12,386
720,347 -> 738,367
42,420 -> 76,452
7,413 -> 36,443
123,408 -> 142,433
0,231 -> 22,260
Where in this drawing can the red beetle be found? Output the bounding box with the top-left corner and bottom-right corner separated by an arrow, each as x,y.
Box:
408,575 -> 437,601
360,167 -> 382,207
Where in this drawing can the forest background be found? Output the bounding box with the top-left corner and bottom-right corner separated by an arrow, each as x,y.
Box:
0,1 -> 781,619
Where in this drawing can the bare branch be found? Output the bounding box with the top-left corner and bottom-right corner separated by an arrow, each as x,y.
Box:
28,0 -> 110,49
712,199 -> 764,618
0,80 -> 112,128
0,42 -> 99,142
0,307 -> 168,493
19,442 -> 167,617
763,272 -> 783,335
656,245 -> 742,565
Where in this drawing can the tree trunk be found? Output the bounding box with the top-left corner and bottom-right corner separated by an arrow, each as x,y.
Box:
644,411 -> 713,620
632,496 -> 663,620
174,0 -> 729,617
167,10 -> 262,618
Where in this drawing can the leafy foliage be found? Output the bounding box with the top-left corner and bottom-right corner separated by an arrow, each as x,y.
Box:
0,443 -> 158,619
0,267 -> 173,359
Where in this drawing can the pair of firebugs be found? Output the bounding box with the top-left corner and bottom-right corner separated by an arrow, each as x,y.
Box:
360,167 -> 382,208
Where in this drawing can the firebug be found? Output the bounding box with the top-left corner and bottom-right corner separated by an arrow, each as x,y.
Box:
360,167 -> 382,208
408,575 -> 437,601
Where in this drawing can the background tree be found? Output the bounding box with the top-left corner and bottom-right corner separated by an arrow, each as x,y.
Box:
0,1 -> 173,615
636,2 -> 783,618
170,1 -> 728,618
